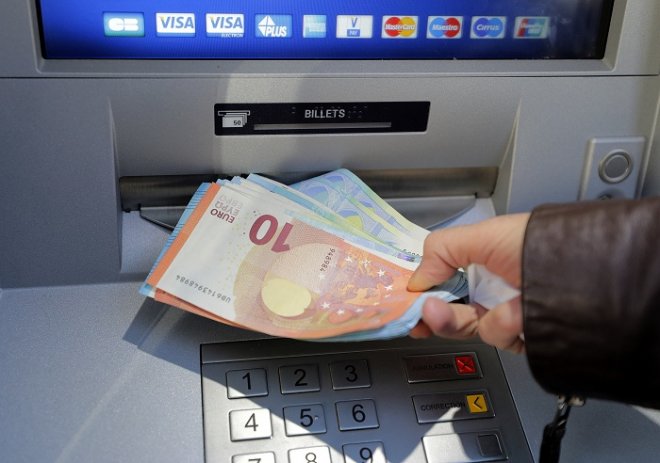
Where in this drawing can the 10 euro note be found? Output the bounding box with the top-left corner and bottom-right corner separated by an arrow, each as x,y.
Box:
143,181 -> 426,339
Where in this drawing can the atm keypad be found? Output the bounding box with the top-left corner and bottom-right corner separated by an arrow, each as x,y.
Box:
203,339 -> 530,462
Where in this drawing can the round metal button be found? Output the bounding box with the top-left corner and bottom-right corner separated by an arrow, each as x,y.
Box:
599,151 -> 632,184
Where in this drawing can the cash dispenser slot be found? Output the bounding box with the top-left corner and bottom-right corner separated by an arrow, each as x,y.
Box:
119,167 -> 498,230
214,102 -> 430,135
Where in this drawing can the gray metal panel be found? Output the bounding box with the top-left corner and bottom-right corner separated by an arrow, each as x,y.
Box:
499,351 -> 660,462
2,76 -> 658,288
642,84 -> 660,197
0,80 -> 122,288
1,284 -> 659,462
502,76 -> 660,212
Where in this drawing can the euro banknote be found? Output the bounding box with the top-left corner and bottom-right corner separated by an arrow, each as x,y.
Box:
141,171 -> 468,340
291,169 -> 430,251
249,173 -> 424,257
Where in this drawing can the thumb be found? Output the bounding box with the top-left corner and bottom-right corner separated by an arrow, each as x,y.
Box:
408,213 -> 530,292
407,225 -> 481,292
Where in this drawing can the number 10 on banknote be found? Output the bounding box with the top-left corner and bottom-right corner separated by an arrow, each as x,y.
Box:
145,182 -> 422,339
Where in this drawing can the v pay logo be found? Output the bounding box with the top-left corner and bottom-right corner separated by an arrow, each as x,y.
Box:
336,15 -> 373,38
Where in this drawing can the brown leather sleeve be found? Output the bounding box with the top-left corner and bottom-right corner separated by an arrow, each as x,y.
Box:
523,197 -> 660,408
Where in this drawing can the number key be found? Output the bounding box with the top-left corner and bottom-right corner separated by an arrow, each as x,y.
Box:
279,364 -> 320,394
283,404 -> 327,436
343,442 -> 387,463
336,400 -> 379,431
228,408 -> 272,441
330,359 -> 371,390
226,368 -> 268,399
289,446 -> 332,463
232,451 -> 276,463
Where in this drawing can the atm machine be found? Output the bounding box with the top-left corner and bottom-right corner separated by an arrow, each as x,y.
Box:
1,1 -> 659,462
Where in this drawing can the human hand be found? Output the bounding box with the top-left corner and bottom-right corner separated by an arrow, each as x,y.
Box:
407,213 -> 530,353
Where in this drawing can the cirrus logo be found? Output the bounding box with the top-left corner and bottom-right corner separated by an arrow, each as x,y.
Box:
427,16 -> 463,39
470,16 -> 506,39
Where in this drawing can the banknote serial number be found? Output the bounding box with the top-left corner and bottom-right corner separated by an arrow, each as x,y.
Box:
175,275 -> 231,303
210,194 -> 243,223
320,248 -> 336,272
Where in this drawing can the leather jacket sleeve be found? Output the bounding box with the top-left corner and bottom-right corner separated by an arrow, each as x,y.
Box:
522,197 -> 660,409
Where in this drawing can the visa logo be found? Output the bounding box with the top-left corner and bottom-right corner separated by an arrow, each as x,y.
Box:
103,13 -> 144,37
206,14 -> 244,37
255,15 -> 292,38
156,13 -> 196,36
336,15 -> 373,39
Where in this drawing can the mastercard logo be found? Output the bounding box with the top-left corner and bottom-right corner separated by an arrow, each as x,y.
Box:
382,16 -> 418,38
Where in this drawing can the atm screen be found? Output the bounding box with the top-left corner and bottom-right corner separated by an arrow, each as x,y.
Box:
37,0 -> 614,60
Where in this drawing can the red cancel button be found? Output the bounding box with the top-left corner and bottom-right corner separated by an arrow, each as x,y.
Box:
454,355 -> 477,375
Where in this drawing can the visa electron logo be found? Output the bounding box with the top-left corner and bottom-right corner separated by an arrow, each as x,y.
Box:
103,13 -> 144,37
514,17 -> 550,39
382,16 -> 418,39
255,15 -> 292,38
470,16 -> 506,39
427,16 -> 463,39
156,13 -> 195,36
206,14 -> 244,37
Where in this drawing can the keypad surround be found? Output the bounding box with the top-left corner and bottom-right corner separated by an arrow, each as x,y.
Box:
202,337 -> 532,462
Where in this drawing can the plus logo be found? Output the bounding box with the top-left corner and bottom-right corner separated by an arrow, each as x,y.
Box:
255,15 -> 292,38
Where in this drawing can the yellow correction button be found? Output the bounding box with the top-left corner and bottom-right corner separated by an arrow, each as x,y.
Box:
466,394 -> 488,413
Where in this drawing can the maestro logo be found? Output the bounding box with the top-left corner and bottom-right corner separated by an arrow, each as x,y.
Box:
427,16 -> 463,39
470,16 -> 506,39
382,16 -> 418,38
